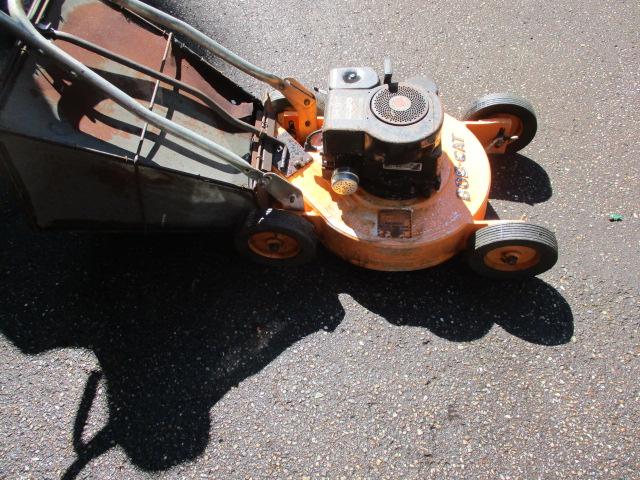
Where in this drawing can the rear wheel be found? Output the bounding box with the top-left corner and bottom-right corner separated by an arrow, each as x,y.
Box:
235,209 -> 317,266
467,223 -> 558,279
463,93 -> 537,153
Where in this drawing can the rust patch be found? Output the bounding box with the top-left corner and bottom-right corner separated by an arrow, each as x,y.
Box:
56,1 -> 168,70
59,1 -> 254,119
33,0 -> 173,144
33,62 -> 143,144
29,0 -> 256,147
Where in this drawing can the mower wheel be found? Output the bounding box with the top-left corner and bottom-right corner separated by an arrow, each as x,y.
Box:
235,209 -> 317,266
467,223 -> 557,279
463,93 -> 537,153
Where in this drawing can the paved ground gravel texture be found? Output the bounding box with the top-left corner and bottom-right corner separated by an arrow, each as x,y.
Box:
1,0 -> 639,479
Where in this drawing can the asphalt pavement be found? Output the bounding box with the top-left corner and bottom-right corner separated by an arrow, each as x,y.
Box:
1,0 -> 639,478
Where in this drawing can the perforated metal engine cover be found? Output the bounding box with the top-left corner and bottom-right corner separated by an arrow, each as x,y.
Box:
371,84 -> 429,126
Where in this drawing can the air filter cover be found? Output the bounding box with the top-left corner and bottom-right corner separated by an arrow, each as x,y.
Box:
371,84 -> 429,126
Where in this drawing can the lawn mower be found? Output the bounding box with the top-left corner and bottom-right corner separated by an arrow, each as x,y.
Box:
0,0 -> 558,278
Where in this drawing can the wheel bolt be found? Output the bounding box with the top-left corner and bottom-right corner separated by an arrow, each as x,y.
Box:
502,254 -> 519,265
267,240 -> 281,252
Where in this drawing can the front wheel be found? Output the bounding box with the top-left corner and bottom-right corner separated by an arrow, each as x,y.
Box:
463,93 -> 537,153
467,223 -> 558,279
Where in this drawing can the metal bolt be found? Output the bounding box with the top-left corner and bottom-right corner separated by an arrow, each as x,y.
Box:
268,240 -> 281,252
502,254 -> 519,265
344,71 -> 360,83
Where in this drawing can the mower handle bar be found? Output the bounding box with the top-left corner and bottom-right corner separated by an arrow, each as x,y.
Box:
109,0 -> 283,89
107,0 -> 319,139
1,1 -> 305,210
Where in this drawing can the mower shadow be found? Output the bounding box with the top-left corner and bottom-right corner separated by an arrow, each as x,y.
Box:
487,153 -> 552,205
0,231 -> 573,476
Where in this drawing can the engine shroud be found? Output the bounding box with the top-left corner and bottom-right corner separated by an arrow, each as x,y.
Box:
322,67 -> 444,199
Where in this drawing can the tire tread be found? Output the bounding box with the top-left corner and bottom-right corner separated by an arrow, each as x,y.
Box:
468,223 -> 558,279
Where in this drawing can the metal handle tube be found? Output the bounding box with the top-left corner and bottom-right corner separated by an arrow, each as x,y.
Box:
4,1 -> 262,180
107,0 -> 284,90
0,6 -> 26,38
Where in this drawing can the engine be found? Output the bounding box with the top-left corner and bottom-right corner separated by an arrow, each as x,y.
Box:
321,62 -> 444,199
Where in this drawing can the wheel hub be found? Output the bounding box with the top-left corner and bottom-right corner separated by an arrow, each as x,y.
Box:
485,246 -> 539,272
248,232 -> 300,259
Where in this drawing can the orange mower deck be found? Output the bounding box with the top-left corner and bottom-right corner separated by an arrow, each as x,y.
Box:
252,87 -> 559,280
281,114 -> 518,271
